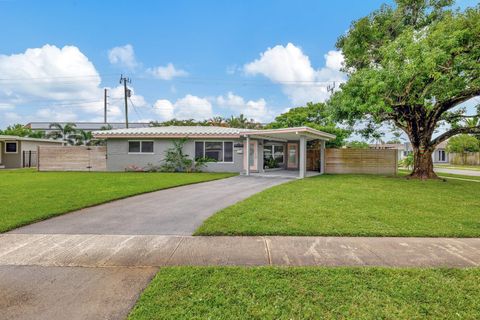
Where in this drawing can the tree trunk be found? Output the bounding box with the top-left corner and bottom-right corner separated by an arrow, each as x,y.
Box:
409,147 -> 438,179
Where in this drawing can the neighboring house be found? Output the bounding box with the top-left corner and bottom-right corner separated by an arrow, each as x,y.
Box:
432,140 -> 449,163
0,135 -> 64,169
25,122 -> 151,133
369,143 -> 411,162
93,126 -> 335,178
370,141 -> 450,164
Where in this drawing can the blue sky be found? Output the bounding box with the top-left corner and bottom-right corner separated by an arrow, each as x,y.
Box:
0,0 -> 478,132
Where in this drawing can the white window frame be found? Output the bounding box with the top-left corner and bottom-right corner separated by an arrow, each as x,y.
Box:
194,140 -> 234,164
128,140 -> 155,154
264,143 -> 285,164
438,150 -> 446,162
5,141 -> 18,154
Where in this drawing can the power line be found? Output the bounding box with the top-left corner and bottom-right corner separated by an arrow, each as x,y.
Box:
0,73 -> 118,82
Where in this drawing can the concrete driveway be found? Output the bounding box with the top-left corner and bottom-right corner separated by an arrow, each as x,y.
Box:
10,175 -> 290,235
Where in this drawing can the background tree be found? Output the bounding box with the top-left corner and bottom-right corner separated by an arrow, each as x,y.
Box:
346,141 -> 370,149
46,123 -> 77,145
329,0 -> 480,179
446,134 -> 480,164
0,124 -> 44,138
267,102 -> 351,147
225,114 -> 263,129
465,115 -> 480,140
151,114 -> 263,129
150,119 -> 208,127
74,130 -> 94,146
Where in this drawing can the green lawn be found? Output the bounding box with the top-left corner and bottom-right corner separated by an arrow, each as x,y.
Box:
195,174 -> 480,237
0,169 -> 235,233
128,267 -> 480,320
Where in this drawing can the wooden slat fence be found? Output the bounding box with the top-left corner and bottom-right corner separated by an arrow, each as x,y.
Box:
38,146 -> 106,171
325,148 -> 397,175
449,152 -> 480,165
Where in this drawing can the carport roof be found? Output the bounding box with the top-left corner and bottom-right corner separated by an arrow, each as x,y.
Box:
243,127 -> 335,141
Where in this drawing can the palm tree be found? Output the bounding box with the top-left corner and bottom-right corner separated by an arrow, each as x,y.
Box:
465,117 -> 480,140
75,130 -> 94,146
46,123 -> 77,145
225,114 -> 263,129
207,116 -> 227,127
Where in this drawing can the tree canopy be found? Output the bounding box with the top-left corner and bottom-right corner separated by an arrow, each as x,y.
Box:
0,124 -> 44,138
150,114 -> 263,129
266,102 -> 351,147
446,134 -> 480,153
329,0 -> 480,178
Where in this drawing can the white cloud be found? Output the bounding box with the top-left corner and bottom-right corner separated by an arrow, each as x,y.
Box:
0,44 -> 154,126
174,95 -> 212,120
216,92 -> 273,122
0,44 -> 102,104
4,112 -> 21,122
0,103 -> 15,110
153,99 -> 174,120
244,43 -> 346,105
108,44 -> 138,69
35,108 -> 78,122
147,63 -> 188,80
153,94 -> 212,120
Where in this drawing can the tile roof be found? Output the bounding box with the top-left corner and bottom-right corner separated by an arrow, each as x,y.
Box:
93,126 -> 256,137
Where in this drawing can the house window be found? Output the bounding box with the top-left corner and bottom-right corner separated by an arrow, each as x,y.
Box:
263,145 -> 284,165
128,141 -> 154,154
438,150 -> 446,162
5,142 -> 18,153
195,141 -> 233,163
274,145 -> 284,164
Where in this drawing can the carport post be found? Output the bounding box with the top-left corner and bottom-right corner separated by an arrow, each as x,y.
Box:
299,135 -> 306,178
320,140 -> 325,174
245,135 -> 250,176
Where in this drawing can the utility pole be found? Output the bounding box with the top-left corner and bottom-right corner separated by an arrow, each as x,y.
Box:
104,88 -> 108,124
119,75 -> 131,128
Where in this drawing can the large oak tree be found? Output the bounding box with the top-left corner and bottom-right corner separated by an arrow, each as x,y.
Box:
329,0 -> 480,178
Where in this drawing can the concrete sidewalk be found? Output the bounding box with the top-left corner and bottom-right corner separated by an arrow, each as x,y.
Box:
435,167 -> 480,176
1,234 -> 479,268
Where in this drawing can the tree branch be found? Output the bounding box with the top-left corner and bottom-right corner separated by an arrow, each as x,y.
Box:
430,126 -> 480,146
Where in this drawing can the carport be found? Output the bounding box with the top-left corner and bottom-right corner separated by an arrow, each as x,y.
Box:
242,127 -> 335,179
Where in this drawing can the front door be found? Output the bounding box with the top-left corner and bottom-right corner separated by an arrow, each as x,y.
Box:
287,143 -> 298,169
244,140 -> 258,171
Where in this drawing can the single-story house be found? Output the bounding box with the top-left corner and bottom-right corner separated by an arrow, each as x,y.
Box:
93,126 -> 335,178
0,135 -> 64,169
432,140 -> 449,163
369,143 -> 411,162
370,141 -> 450,164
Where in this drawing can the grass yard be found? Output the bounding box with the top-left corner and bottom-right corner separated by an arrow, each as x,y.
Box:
195,174 -> 480,237
128,267 -> 480,320
0,169 -> 235,233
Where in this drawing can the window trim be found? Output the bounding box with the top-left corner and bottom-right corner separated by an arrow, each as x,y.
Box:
264,143 -> 285,165
128,140 -> 155,154
5,141 -> 18,154
438,149 -> 446,162
194,140 -> 234,164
